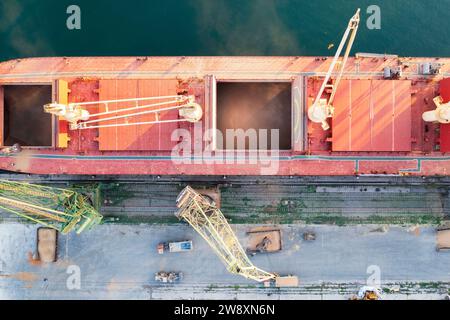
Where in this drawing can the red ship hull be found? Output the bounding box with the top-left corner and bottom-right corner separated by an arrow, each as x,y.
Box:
0,56 -> 449,176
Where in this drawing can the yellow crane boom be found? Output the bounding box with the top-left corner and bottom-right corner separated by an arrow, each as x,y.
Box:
175,186 -> 276,282
0,180 -> 102,234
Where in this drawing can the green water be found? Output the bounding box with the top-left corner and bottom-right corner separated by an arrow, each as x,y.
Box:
0,0 -> 449,61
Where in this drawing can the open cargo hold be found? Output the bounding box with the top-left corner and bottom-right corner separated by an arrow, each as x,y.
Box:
1,85 -> 53,147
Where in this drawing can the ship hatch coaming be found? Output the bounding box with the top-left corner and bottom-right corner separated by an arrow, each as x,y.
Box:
2,85 -> 53,147
216,82 -> 292,150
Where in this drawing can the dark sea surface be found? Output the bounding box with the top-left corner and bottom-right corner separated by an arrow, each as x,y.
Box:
0,0 -> 449,61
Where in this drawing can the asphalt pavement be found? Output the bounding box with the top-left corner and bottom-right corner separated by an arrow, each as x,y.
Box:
1,223 -> 449,299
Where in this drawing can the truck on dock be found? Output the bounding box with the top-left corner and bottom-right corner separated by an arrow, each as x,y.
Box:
157,240 -> 193,254
264,275 -> 299,288
436,223 -> 450,251
36,227 -> 57,263
155,271 -> 183,283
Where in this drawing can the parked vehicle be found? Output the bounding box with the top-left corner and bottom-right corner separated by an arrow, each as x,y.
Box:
264,275 -> 299,288
436,227 -> 450,251
157,240 -> 193,254
37,227 -> 57,263
155,271 -> 183,283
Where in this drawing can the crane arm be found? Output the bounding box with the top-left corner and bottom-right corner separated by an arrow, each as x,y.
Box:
175,186 -> 276,282
44,95 -> 203,130
0,180 -> 102,234
308,9 -> 360,130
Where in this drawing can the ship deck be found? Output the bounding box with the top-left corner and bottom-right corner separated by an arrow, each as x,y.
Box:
0,56 -> 449,176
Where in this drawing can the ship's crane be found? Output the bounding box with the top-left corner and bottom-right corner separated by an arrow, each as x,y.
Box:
44,95 -> 203,130
308,9 -> 360,130
175,186 -> 276,282
422,96 -> 450,124
0,180 -> 102,234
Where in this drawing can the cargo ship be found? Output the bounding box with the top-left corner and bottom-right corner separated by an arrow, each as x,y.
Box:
0,10 -> 449,176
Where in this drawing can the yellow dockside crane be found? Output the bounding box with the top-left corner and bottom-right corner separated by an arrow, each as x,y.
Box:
175,186 -> 278,283
0,180 -> 102,234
